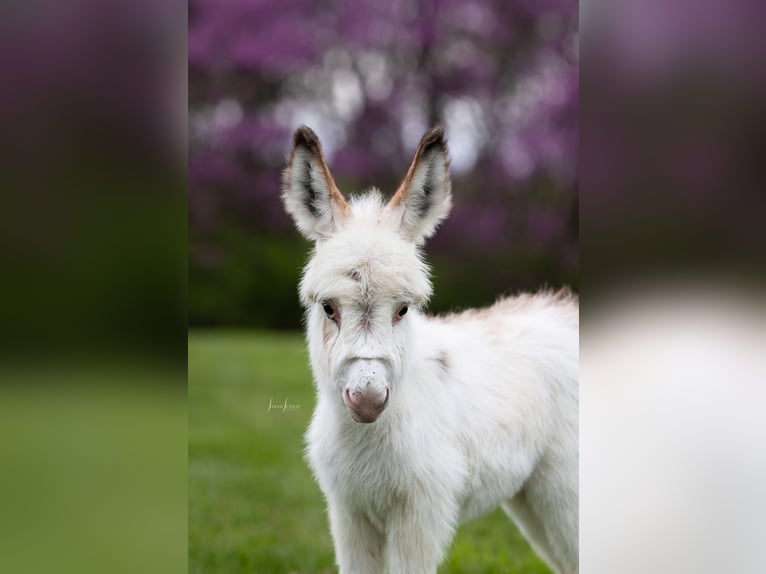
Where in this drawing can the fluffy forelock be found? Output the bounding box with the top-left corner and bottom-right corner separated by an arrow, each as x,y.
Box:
299,190 -> 433,307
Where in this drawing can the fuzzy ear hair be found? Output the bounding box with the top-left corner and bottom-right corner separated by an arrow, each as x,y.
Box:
282,126 -> 350,241
388,127 -> 453,244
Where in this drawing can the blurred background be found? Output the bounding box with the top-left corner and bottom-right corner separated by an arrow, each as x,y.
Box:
188,0 -> 579,329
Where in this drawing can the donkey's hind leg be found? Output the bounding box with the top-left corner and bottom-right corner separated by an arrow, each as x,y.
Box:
502,491 -> 563,574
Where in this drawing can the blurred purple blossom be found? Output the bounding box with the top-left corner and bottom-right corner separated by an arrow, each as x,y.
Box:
189,0 -> 579,324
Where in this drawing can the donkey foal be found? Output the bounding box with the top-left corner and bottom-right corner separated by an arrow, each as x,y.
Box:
281,126 -> 578,574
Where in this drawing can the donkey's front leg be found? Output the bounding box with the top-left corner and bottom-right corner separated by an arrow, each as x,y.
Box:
385,497 -> 458,574
327,497 -> 385,574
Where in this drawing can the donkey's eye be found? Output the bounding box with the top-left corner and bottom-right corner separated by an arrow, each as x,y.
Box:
398,305 -> 409,317
321,303 -> 340,326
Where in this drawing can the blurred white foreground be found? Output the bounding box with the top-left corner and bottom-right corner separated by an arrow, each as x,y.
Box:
581,281 -> 766,573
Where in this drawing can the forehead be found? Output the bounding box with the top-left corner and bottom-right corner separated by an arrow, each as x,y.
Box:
300,224 -> 432,306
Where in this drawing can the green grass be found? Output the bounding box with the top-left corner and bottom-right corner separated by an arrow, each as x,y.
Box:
189,330 -> 551,573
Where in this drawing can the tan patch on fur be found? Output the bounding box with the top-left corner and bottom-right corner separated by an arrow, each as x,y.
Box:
326,173 -> 351,217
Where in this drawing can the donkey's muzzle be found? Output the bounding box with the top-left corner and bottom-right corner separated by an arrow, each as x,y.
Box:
342,358 -> 391,423
343,387 -> 389,423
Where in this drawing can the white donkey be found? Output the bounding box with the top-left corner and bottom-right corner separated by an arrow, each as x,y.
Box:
281,126 -> 578,574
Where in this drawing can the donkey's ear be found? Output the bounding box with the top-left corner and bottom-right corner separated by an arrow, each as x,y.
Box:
388,127 -> 452,244
282,126 -> 350,241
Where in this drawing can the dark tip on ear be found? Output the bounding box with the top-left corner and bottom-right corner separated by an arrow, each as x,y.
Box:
418,126 -> 447,155
293,125 -> 322,154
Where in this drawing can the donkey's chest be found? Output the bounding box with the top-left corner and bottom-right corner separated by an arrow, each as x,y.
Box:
308,415 -> 435,507
312,430 -> 412,492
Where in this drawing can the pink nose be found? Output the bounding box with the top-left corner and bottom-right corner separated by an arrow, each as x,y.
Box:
343,388 -> 389,423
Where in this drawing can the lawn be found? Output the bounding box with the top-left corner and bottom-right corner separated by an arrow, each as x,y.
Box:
189,330 -> 551,574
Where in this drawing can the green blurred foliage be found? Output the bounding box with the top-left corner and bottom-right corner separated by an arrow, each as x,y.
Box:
190,228 -> 578,329
189,233 -> 307,328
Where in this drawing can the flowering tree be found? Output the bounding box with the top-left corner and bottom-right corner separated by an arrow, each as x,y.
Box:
189,0 -> 579,327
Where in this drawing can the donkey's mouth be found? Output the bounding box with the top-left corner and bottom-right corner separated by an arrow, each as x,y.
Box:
343,388 -> 389,423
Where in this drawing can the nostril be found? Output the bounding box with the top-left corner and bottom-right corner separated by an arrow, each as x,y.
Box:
345,388 -> 359,407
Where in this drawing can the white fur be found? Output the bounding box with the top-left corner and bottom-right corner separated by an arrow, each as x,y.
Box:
283,128 -> 579,574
